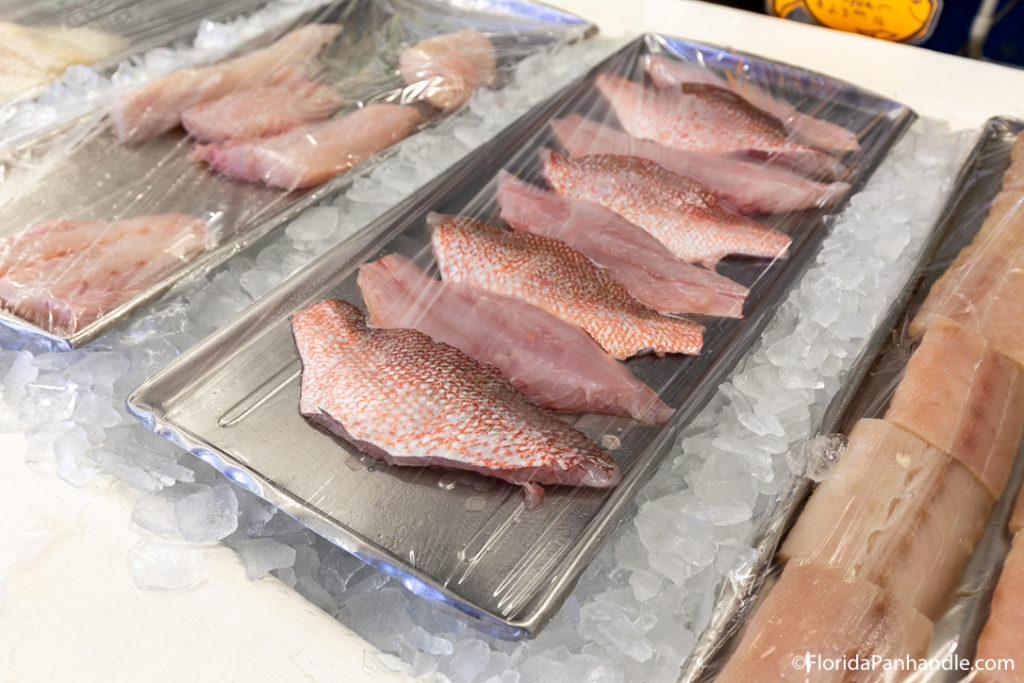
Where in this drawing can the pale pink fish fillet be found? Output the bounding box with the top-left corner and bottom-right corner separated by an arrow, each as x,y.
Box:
645,55 -> 861,152
778,418 -> 992,620
429,213 -> 703,360
595,73 -> 846,181
357,254 -> 673,423
110,24 -> 343,143
399,29 -> 496,112
549,114 -> 850,215
0,213 -> 206,334
541,149 -> 791,268
495,171 -> 747,318
190,103 -> 420,190
973,533 -> 1024,682
885,319 -> 1024,500
292,298 -> 620,505
717,561 -> 933,682
181,70 -> 343,142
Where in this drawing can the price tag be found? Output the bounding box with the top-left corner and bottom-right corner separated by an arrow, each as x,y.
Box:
769,0 -> 942,43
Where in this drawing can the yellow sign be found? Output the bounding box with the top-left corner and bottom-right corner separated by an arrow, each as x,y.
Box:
770,0 -> 941,43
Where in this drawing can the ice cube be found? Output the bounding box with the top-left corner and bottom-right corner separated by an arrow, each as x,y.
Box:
132,493 -> 180,536
234,538 -> 296,580
579,601 -> 653,663
286,206 -> 342,242
127,541 -> 205,590
4,351 -> 38,405
628,568 -> 662,603
449,638 -> 491,683
174,484 -> 239,543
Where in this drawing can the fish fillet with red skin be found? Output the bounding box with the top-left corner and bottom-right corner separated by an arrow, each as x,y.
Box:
0,213 -> 205,334
190,103 -> 420,190
645,55 -> 861,152
885,320 -> 1024,500
399,29 -> 496,111
181,71 -> 343,142
110,24 -> 343,143
292,299 -> 620,505
717,561 -> 933,682
595,73 -> 846,181
429,213 -> 703,360
496,171 -> 747,317
549,115 -> 849,216
778,419 -> 992,619
973,533 -> 1024,682
357,253 -> 673,423
541,150 -> 791,268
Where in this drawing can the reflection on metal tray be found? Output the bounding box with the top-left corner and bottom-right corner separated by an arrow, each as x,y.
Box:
0,0 -> 594,350
128,33 -> 914,638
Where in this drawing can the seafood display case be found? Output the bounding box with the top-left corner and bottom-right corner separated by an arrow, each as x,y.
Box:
0,0 -> 594,350
128,33 -> 915,638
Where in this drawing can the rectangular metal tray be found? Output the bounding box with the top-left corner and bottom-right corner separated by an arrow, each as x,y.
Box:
0,0 -> 594,350
128,33 -> 915,638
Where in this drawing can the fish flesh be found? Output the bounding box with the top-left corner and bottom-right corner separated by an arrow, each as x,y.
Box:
181,70 -> 343,142
190,103 -> 420,190
1001,135 -> 1024,193
884,319 -> 1024,500
645,55 -> 861,152
429,213 -> 704,360
778,418 -> 993,619
1012,482 -> 1024,535
549,114 -> 850,215
292,298 -> 620,506
110,24 -> 343,143
495,171 -> 747,317
973,532 -> 1024,682
357,253 -> 673,423
717,561 -> 933,682
541,150 -> 791,268
0,213 -> 206,334
595,73 -> 846,180
399,29 -> 496,112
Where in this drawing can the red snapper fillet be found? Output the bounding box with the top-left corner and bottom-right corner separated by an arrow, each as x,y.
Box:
292,298 -> 620,505
190,103 -> 420,190
429,213 -> 704,360
541,149 -> 791,268
357,253 -> 673,423
549,114 -> 849,215
0,213 -> 206,334
181,70 -> 343,142
595,73 -> 846,181
399,29 -> 496,112
110,24 -> 343,143
645,55 -> 861,152
495,171 -> 747,317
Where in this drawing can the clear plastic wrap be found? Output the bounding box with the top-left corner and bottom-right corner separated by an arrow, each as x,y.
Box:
126,32 -> 914,638
0,0 -> 594,349
706,118 -> 1024,681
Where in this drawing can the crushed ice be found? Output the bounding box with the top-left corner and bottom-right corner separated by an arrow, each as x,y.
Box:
0,27 -> 974,683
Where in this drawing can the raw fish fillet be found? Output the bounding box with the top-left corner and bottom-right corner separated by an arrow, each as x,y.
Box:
0,213 -> 206,334
541,150 -> 791,267
181,71 -> 343,142
399,29 -> 496,111
973,533 -> 1024,682
717,561 -> 933,682
779,419 -> 993,619
549,114 -> 850,215
110,24 -> 343,143
595,73 -> 846,180
357,253 -> 673,423
190,103 -> 420,190
292,298 -> 620,505
495,171 -> 747,317
885,320 -> 1024,500
645,55 -> 861,152
429,213 -> 703,360
1012,483 -> 1024,535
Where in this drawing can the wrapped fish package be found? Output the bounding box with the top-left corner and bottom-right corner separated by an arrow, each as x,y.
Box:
128,32 -> 915,638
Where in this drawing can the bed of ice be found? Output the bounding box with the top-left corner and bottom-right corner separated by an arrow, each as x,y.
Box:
0,28 -> 975,683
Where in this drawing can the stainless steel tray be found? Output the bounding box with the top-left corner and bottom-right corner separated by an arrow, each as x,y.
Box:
0,0 -> 594,350
128,33 -> 915,638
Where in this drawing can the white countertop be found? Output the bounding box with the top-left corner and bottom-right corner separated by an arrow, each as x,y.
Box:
2,2 -> 1024,681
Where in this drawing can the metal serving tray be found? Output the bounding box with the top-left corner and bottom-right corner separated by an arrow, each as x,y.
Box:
128,33 -> 914,638
0,0 -> 594,350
